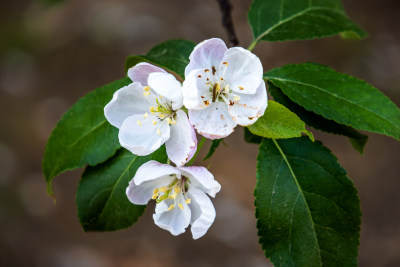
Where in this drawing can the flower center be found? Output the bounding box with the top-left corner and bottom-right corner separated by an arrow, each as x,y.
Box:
151,176 -> 191,211
140,86 -> 177,127
209,81 -> 240,104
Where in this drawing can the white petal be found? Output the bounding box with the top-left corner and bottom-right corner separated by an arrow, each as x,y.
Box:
182,69 -> 214,110
126,175 -> 175,205
104,82 -> 151,128
153,194 -> 191,236
148,72 -> 183,110
185,38 -> 227,78
119,114 -> 170,156
178,166 -> 221,197
227,81 -> 268,126
189,102 -> 237,139
132,160 -> 180,185
127,62 -> 166,86
220,47 -> 263,94
187,188 -> 216,239
165,110 -> 197,166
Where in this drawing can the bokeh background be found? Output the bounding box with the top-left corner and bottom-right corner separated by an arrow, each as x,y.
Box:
1,0 -> 400,266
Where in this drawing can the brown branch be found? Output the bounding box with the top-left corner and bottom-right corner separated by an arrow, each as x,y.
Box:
216,0 -> 239,47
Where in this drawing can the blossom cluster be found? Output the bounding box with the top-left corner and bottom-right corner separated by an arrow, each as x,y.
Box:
104,38 -> 267,239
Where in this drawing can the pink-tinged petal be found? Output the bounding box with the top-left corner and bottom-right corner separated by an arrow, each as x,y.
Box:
227,81 -> 268,126
126,175 -> 175,205
185,38 -> 228,78
220,47 -> 263,94
147,72 -> 183,110
132,160 -> 180,185
178,166 -> 221,197
119,114 -> 170,156
153,194 -> 191,236
187,188 -> 216,239
127,62 -> 166,86
165,110 -> 197,166
104,82 -> 151,128
182,69 -> 214,110
189,102 -> 237,139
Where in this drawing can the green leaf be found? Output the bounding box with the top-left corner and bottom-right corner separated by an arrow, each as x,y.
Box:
204,139 -> 223,160
77,147 -> 168,232
42,78 -> 131,197
125,39 -> 195,79
255,137 -> 361,266
248,101 -> 314,141
269,82 -> 368,153
244,127 -> 262,144
248,0 -> 366,47
265,63 -> 400,140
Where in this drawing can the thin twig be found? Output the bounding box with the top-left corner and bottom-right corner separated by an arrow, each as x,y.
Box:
216,0 -> 239,47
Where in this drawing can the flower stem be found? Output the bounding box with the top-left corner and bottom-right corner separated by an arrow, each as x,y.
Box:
248,40 -> 257,51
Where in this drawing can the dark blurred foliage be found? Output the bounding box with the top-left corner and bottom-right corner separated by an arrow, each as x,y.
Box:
0,0 -> 399,266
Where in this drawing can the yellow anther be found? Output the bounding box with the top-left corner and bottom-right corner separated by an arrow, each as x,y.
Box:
144,86 -> 150,92
157,129 -> 161,135
185,198 -> 191,204
150,106 -> 155,113
143,112 -> 149,118
178,203 -> 184,210
152,120 -> 157,125
158,114 -> 166,119
215,82 -> 221,93
153,188 -> 159,195
166,118 -> 172,125
169,193 -> 177,199
151,194 -> 158,199
174,186 -> 181,193
143,91 -> 150,96
171,119 -> 177,125
159,187 -> 168,193
234,95 -> 240,102
168,204 -> 175,211
224,85 -> 230,93
136,120 -> 142,126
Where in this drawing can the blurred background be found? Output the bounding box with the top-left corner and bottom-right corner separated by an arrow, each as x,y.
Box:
1,0 -> 399,266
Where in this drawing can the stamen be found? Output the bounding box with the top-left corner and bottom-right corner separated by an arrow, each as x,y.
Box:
136,120 -> 142,126
223,61 -> 228,66
158,114 -> 166,119
212,82 -> 221,102
224,84 -> 230,93
150,106 -> 155,113
178,203 -> 184,210
185,198 -> 191,204
234,95 -> 241,102
168,204 -> 175,211
166,118 -> 172,125
144,86 -> 150,92
143,91 -> 150,96
143,112 -> 149,118
159,187 -> 168,193
171,119 -> 177,125
152,120 -> 157,125
157,129 -> 161,135
238,86 -> 244,90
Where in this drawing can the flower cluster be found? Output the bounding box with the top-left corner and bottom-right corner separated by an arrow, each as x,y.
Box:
105,38 -> 267,238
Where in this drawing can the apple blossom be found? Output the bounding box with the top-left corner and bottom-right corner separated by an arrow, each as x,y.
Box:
182,38 -> 268,139
126,160 -> 221,239
104,62 -> 197,166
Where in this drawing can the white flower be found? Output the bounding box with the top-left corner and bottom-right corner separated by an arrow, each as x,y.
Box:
126,160 -> 221,239
182,38 -> 268,139
104,63 -> 197,166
